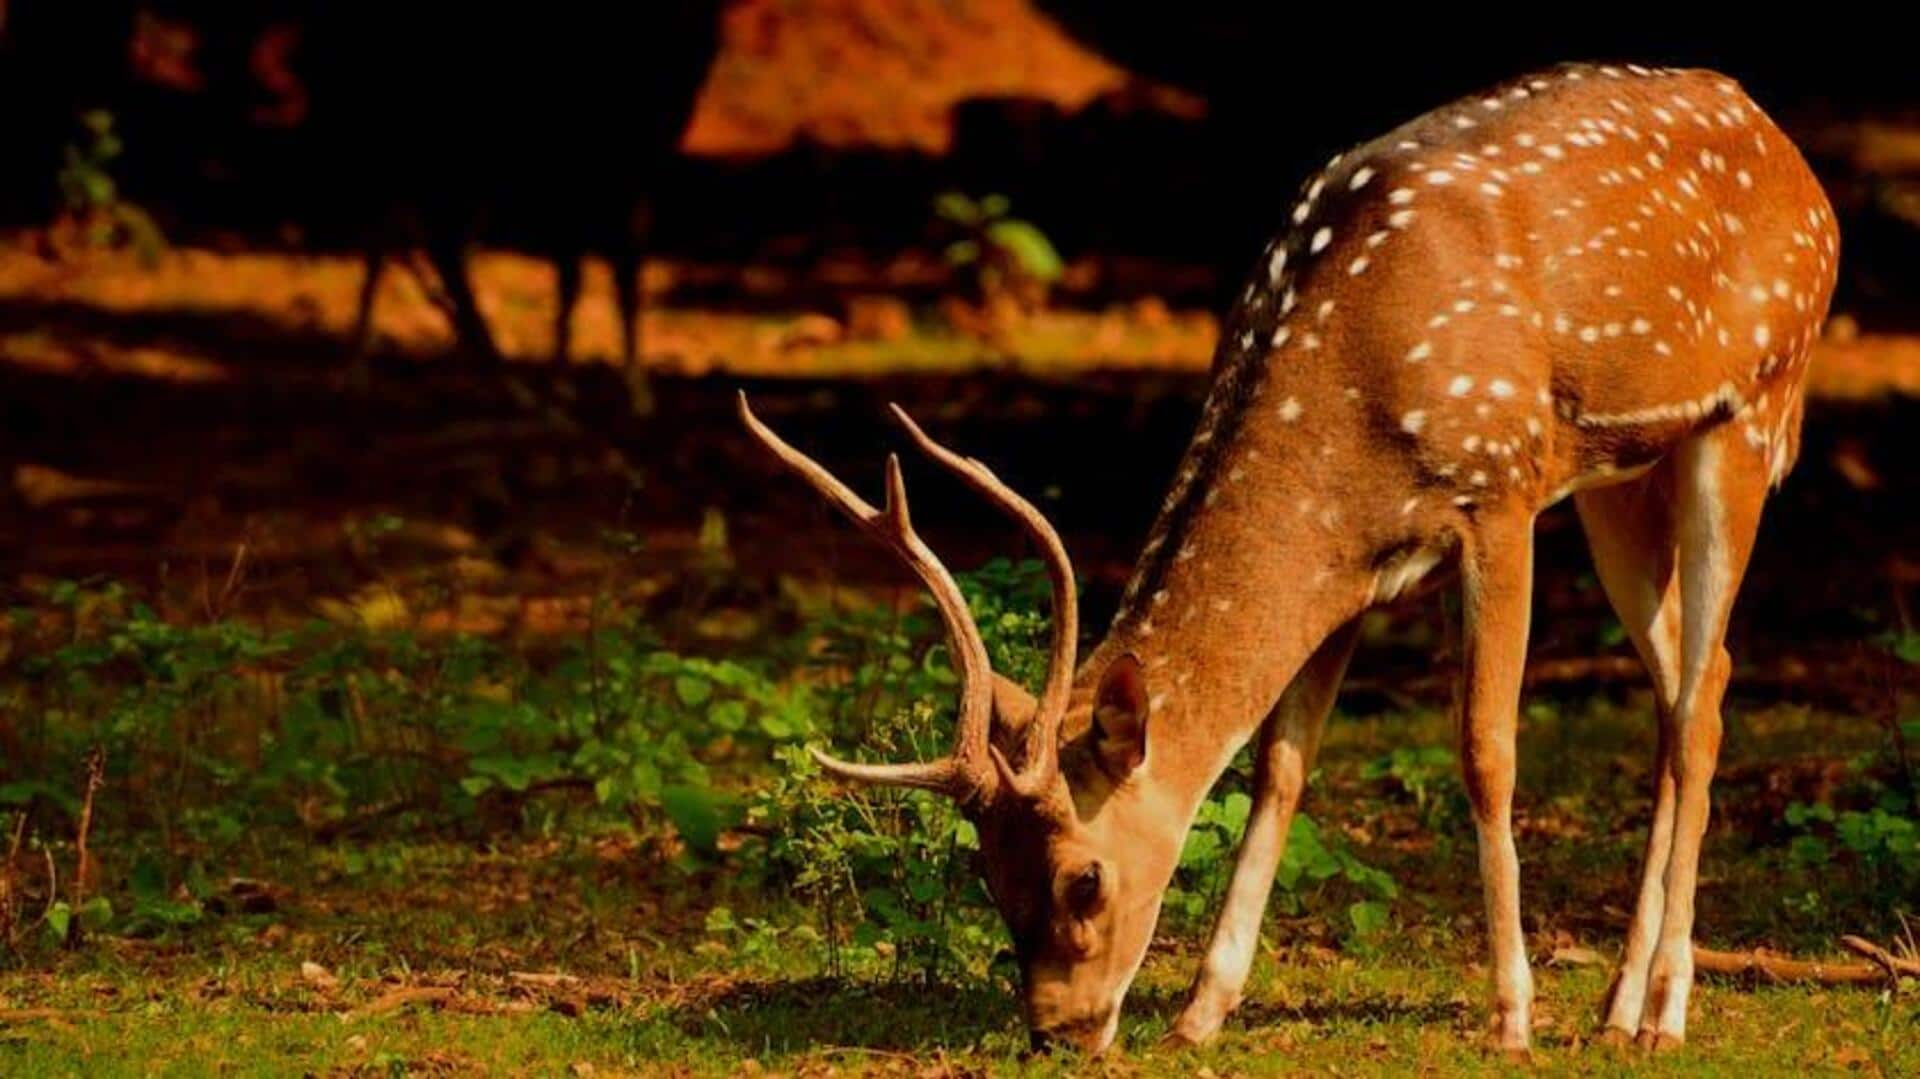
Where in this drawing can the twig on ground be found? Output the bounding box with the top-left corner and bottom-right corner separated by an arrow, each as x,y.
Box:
72,747 -> 104,918
1694,935 -> 1920,985
39,846 -> 57,930
1841,934 -> 1920,978
216,540 -> 251,615
346,986 -> 455,1020
508,972 -> 583,988
1694,944 -> 1884,984
816,1047 -> 924,1065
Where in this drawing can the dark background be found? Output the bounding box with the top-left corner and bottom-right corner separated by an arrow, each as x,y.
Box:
4,5 -> 1916,309
0,3 -> 1913,682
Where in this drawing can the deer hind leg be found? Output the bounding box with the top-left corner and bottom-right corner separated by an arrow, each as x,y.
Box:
612,243 -> 643,370
353,247 -> 388,357
1574,465 -> 1684,1042
1456,512 -> 1537,1055
423,216 -> 499,363
1635,429 -> 1767,1049
612,201 -> 653,413
346,246 -> 388,391
1168,619 -> 1361,1046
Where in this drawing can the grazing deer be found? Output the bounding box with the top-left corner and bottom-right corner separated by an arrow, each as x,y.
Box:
348,202 -> 652,371
740,61 -> 1837,1056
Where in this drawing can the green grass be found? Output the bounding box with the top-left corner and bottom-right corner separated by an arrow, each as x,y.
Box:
5,965 -> 1910,1076
4,693 -> 1914,1076
4,932 -> 1911,1075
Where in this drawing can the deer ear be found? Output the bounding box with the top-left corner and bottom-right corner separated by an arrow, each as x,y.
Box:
1092,654 -> 1151,780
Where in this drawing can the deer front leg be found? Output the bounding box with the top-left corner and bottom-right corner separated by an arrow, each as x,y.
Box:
1168,620 -> 1360,1046
1457,517 -> 1536,1056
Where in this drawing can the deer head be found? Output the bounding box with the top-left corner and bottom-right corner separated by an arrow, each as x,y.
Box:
739,393 -> 1184,1054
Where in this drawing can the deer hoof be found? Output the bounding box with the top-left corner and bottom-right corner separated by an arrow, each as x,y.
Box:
1595,1026 -> 1636,1049
1163,1014 -> 1223,1048
1633,1029 -> 1683,1053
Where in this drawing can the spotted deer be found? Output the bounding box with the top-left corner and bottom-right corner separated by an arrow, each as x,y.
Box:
739,61 -> 1838,1056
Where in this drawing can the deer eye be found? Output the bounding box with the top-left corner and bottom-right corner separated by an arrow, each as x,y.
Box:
1064,863 -> 1104,914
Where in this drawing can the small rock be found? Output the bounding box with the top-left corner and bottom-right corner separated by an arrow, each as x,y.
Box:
301,961 -> 339,989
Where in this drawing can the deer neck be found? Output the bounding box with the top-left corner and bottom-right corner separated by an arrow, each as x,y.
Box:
1082,352 -> 1392,816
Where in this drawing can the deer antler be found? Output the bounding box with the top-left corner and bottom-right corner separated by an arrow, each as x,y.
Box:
737,392 -> 999,801
887,404 -> 1078,794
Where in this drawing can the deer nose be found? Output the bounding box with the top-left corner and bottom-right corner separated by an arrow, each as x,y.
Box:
1029,1012 -> 1118,1056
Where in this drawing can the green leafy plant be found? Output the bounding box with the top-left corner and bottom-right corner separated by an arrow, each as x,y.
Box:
1,578 -> 810,862
2,563 -> 1399,976
1779,632 -> 1918,920
935,191 -> 1063,312
55,110 -> 166,266
739,571 -> 1017,983
1168,789 -> 1397,948
1362,745 -> 1467,831
1787,801 -> 1918,893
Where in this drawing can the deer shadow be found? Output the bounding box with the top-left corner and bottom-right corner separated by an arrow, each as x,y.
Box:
650,977 -> 1470,1057
1123,982 -> 1470,1034
652,977 -> 1018,1055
